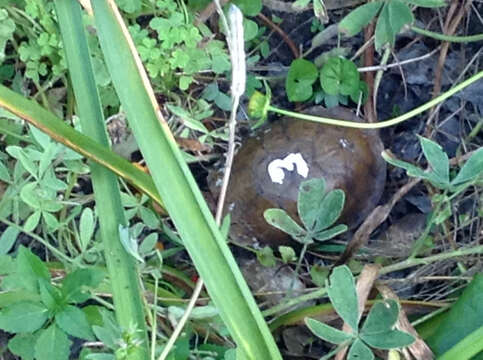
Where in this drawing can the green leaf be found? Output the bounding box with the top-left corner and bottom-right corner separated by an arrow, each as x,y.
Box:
451,147 -> 483,185
115,0 -> 141,13
427,274 -> 483,356
286,59 -> 318,102
279,246 -> 296,263
327,266 -> 359,332
248,90 -> 270,122
61,268 -> 105,304
305,317 -> 354,344
320,57 -> 360,96
8,333 -> 37,360
0,9 -> 15,62
375,1 -> 414,50
361,300 -> 399,334
0,301 -> 48,333
348,338 -> 374,360
298,178 -> 326,230
313,224 -> 348,241
232,0 -> 262,16
362,329 -> 414,349
0,159 -> 10,183
0,226 -> 19,255
39,279 -> 63,312
17,245 -> 51,293
313,189 -> 345,233
34,324 -> 72,360
56,305 -> 95,340
403,0 -> 447,7
6,146 -> 38,178
167,104 -> 209,134
438,325 -> 483,360
264,208 -> 307,242
418,136 -> 449,185
309,264 -> 329,287
256,246 -> 277,267
381,151 -> 427,178
243,18 -> 259,41
79,208 -> 95,251
339,2 -> 383,36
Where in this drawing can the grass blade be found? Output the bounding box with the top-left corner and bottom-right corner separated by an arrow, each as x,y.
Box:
91,1 -> 281,358
54,1 -> 149,358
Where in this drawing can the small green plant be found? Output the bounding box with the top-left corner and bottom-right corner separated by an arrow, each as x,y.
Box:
285,56 -> 366,107
338,0 -> 447,50
263,178 -> 347,274
383,136 -> 483,256
0,247 -> 103,360
305,266 -> 414,360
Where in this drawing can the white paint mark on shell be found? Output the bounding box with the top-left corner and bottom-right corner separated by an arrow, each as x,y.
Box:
267,153 -> 309,184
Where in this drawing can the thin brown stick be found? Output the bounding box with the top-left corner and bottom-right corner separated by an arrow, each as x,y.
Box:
257,12 -> 300,59
363,18 -> 376,123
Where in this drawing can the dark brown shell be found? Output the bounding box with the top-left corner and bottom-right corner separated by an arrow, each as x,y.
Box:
218,106 -> 386,247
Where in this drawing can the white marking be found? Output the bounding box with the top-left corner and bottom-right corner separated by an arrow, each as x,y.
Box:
267,153 -> 309,184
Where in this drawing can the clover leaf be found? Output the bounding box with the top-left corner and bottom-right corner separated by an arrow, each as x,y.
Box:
320,57 -> 360,97
286,59 -> 318,102
305,265 -> 415,360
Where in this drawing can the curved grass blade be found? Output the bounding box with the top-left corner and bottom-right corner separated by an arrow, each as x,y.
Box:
90,1 -> 281,358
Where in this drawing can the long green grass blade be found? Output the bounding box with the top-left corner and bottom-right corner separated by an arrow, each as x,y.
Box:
0,85 -> 163,209
54,1 -> 149,358
90,1 -> 281,358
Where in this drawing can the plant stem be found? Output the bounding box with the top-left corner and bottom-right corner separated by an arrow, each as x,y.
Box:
267,71 -> 483,128
380,245 -> 483,275
410,25 -> 483,43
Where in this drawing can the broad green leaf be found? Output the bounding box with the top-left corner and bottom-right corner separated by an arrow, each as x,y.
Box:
451,147 -> 483,185
348,338 -> 374,360
0,301 -> 48,333
375,1 -> 413,50
418,136 -> 449,185
264,208 -> 307,242
0,226 -> 19,254
438,325 -> 483,360
361,300 -> 399,334
79,208 -> 95,250
243,18 -> 259,42
362,329 -> 414,349
339,2 -> 383,36
61,268 -> 104,304
233,0 -> 262,16
8,333 -> 37,360
34,324 -> 72,360
56,305 -> 95,340
305,317 -> 354,344
427,274 -> 483,356
286,59 -> 318,102
403,0 -> 447,7
17,245 -> 51,293
313,224 -> 348,241
115,0 -> 141,13
327,266 -> 359,332
314,189 -> 345,232
298,178 -> 326,230
320,57 -> 360,96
